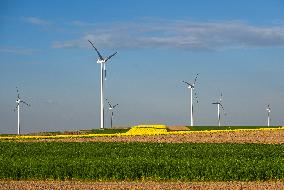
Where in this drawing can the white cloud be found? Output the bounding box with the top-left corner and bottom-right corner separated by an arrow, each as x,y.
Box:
22,17 -> 51,26
52,20 -> 284,51
70,20 -> 96,27
0,47 -> 37,55
44,99 -> 58,105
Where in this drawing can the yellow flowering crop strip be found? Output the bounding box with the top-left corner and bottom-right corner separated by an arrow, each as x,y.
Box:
125,124 -> 168,136
0,126 -> 283,141
167,127 -> 284,135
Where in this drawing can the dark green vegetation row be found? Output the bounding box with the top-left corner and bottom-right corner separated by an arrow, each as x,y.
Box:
1,129 -> 129,137
0,142 -> 283,181
25,128 -> 129,136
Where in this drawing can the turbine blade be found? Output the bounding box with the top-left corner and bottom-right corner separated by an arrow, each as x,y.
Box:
105,52 -> 117,62
193,73 -> 199,86
105,99 -> 112,108
220,93 -> 223,102
194,92 -> 199,103
13,105 -> 17,112
88,40 -> 104,60
16,87 -> 20,99
113,104 -> 118,108
220,104 -> 225,111
182,81 -> 191,86
21,100 -> 30,107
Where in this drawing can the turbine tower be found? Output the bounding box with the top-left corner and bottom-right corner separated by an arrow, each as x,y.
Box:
106,99 -> 118,128
14,87 -> 30,135
212,93 -> 226,127
266,104 -> 271,126
88,40 -> 117,129
182,74 -> 199,126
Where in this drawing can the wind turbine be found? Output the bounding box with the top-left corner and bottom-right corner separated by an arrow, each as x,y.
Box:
106,99 -> 118,128
14,87 -> 30,135
266,104 -> 271,126
212,93 -> 226,127
88,40 -> 117,129
182,74 -> 199,126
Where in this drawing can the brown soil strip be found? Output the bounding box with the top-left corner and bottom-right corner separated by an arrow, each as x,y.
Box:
17,129 -> 284,144
0,180 -> 283,190
167,126 -> 189,131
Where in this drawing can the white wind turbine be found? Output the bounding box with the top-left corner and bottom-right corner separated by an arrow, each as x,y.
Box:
106,99 -> 118,128
182,73 -> 199,126
266,104 -> 271,126
212,93 -> 226,127
88,40 -> 117,129
14,87 -> 30,135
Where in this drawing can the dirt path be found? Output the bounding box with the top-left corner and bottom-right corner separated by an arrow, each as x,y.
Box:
23,129 -> 284,144
1,180 -> 283,190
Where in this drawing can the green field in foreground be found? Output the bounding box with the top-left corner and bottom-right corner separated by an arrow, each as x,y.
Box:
186,126 -> 282,131
0,142 -> 283,181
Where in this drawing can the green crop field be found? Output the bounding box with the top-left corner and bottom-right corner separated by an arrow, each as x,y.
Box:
0,142 -> 283,181
85,128 -> 129,134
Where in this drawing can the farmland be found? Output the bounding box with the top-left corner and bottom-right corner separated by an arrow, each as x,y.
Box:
0,142 -> 283,181
1,126 -> 283,144
1,126 -> 283,189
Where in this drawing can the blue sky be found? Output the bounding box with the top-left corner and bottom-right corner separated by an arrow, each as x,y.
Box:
1,0 -> 284,133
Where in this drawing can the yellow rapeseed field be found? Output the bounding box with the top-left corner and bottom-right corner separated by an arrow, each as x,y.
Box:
126,125 -> 168,135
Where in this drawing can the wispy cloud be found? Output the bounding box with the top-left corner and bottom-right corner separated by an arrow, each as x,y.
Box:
22,16 -> 51,26
0,47 -> 38,55
44,99 -> 58,105
53,20 -> 284,51
70,20 -> 96,27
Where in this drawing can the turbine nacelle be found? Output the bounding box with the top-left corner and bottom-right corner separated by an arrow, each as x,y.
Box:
212,102 -> 220,105
183,73 -> 199,90
187,84 -> 194,89
106,99 -> 118,110
266,105 -> 271,112
88,40 -> 117,64
182,81 -> 194,89
97,59 -> 106,64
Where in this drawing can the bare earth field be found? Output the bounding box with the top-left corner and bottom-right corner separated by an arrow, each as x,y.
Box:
0,180 -> 283,190
28,129 -> 284,144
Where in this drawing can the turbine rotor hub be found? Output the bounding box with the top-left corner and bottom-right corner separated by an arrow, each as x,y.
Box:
97,59 -> 105,64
